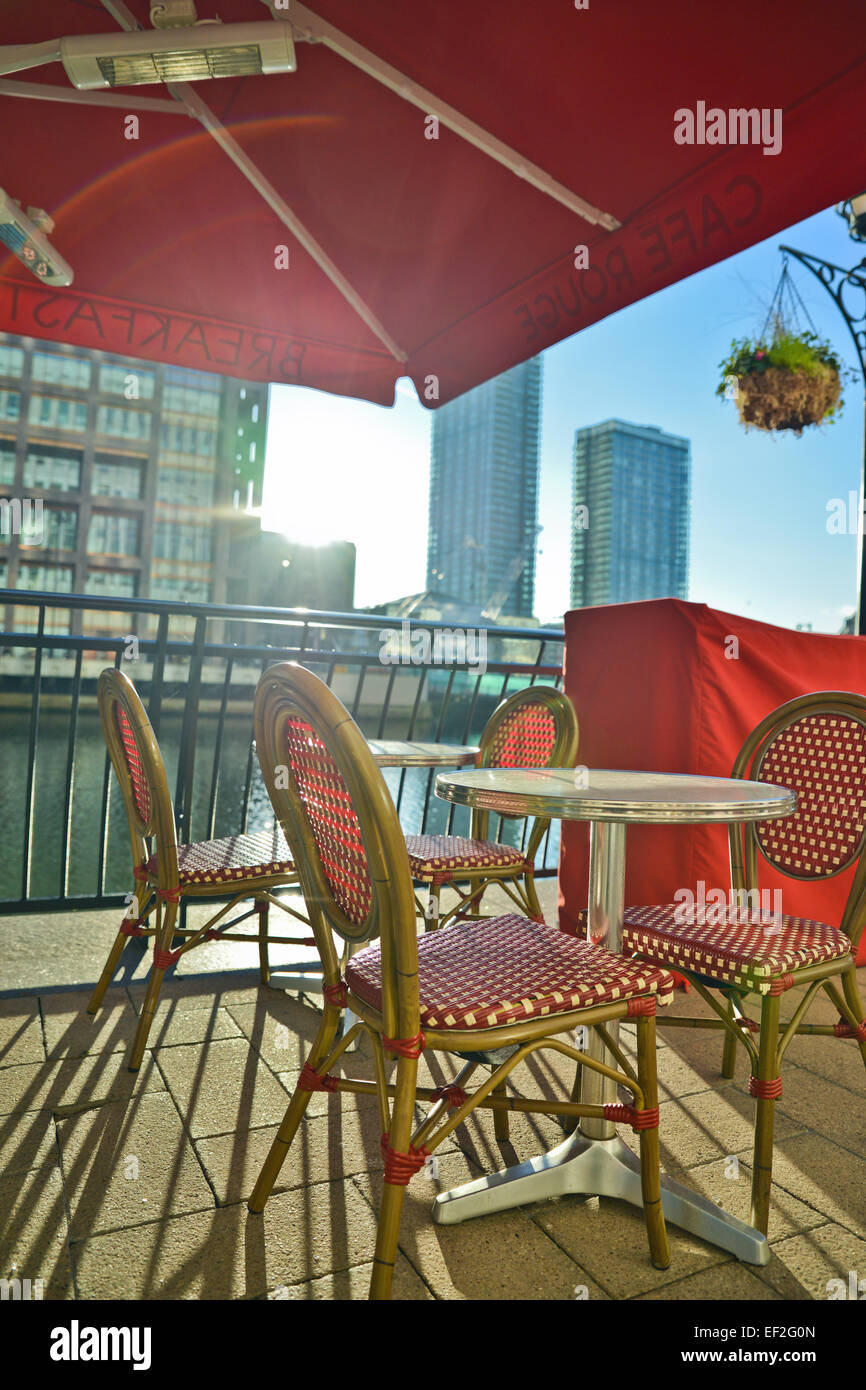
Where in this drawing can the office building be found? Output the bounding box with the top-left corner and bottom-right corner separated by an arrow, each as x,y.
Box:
570,419 -> 690,608
427,357 -> 542,619
0,332 -> 267,636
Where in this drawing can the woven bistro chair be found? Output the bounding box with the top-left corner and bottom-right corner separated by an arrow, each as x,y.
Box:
246,662 -> 674,1300
617,692 -> 866,1235
87,669 -> 312,1069
406,685 -> 578,929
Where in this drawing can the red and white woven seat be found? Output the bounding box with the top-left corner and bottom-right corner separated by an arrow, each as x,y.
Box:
345,911 -> 675,1030
621,905 -> 851,994
144,825 -> 294,887
404,834 -> 525,881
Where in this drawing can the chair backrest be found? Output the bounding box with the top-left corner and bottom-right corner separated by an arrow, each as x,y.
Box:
254,662 -> 419,1042
731,691 -> 866,946
479,685 -> 578,770
98,668 -> 179,894
473,685 -> 578,844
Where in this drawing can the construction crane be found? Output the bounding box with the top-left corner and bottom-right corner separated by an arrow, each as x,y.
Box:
481,525 -> 542,622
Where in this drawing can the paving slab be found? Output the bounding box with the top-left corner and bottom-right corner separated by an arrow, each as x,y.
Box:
353,1149 -> 603,1300
42,988 -> 141,1059
126,971 -> 264,1011
0,1165 -> 73,1299
636,1263 -> 783,1300
57,1091 -> 215,1238
0,996 -> 45,1067
667,1151 -> 826,1243
155,1036 -> 304,1138
760,1130 -> 866,1233
774,1065 -> 866,1159
653,1086 -> 803,1176
781,1032 -> 866,1095
0,909 -> 151,993
196,1099 -> 460,1207
760,1222 -> 866,1302
0,1106 -> 58,1177
226,993 -> 324,1072
46,987 -> 242,1056
528,1190 -> 731,1300
265,1256 -> 433,1300
0,1048 -> 164,1118
72,1178 -> 382,1299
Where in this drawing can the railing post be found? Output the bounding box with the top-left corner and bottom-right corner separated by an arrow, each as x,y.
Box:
149,611 -> 169,739
174,614 -> 206,845
21,605 -> 45,900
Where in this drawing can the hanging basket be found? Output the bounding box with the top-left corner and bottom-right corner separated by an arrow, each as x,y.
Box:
716,259 -> 847,436
733,358 -> 842,436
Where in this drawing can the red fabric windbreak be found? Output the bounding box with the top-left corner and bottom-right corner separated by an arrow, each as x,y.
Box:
558,599 -> 866,964
0,1 -> 864,404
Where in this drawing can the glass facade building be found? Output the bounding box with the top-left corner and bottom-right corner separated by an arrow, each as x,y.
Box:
570,419 -> 690,608
0,333 -> 268,637
427,357 -> 542,619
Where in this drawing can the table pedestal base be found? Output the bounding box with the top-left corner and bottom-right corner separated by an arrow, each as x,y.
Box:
431,1133 -> 770,1266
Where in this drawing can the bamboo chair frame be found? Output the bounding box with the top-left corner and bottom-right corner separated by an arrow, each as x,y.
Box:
414,685 -> 579,929
87,669 -> 310,1069
630,691 -> 866,1234
247,662 -> 669,1300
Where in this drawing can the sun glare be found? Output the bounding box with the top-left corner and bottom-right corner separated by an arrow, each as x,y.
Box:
261,382 -> 431,606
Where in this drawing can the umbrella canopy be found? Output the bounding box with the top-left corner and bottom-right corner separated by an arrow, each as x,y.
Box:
0,0 -> 864,406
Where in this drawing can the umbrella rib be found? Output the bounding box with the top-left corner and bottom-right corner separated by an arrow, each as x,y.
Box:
0,78 -> 190,116
285,0 -> 621,232
96,0 -> 407,365
170,83 -> 409,364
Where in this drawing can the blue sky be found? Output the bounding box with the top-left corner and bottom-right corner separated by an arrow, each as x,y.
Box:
263,203 -> 864,631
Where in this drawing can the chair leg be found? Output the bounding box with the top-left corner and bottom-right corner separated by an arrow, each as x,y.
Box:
248,1014 -> 340,1213
636,1012 -> 669,1269
129,960 -> 165,1072
370,1054 -> 418,1301
523,869 -> 544,923
492,1079 -> 510,1141
256,899 -> 270,986
749,991 -> 781,1236
841,966 -> 866,1073
128,899 -> 177,1072
248,1081 -> 315,1212
87,920 -> 132,1016
424,884 -> 440,930
561,1061 -> 582,1134
721,998 -> 738,1079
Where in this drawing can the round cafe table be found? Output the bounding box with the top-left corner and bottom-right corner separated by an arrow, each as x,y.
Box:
367,740 -> 478,768
431,767 -> 797,1265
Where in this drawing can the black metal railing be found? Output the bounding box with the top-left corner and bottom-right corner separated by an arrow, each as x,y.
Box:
0,590 -> 565,915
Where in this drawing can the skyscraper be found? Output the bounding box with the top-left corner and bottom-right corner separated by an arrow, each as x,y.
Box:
570,419 -> 690,608
0,332 -> 267,637
427,357 -> 542,619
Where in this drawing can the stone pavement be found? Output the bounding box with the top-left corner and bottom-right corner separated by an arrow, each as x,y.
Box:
1,880 -> 864,1301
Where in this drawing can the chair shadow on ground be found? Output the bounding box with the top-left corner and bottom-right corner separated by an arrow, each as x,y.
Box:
8,968 -> 862,1299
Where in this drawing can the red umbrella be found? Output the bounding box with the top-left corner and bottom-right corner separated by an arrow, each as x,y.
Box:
0,0 -> 864,406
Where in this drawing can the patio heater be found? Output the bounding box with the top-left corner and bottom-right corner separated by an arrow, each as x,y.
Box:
781,192 -> 866,633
